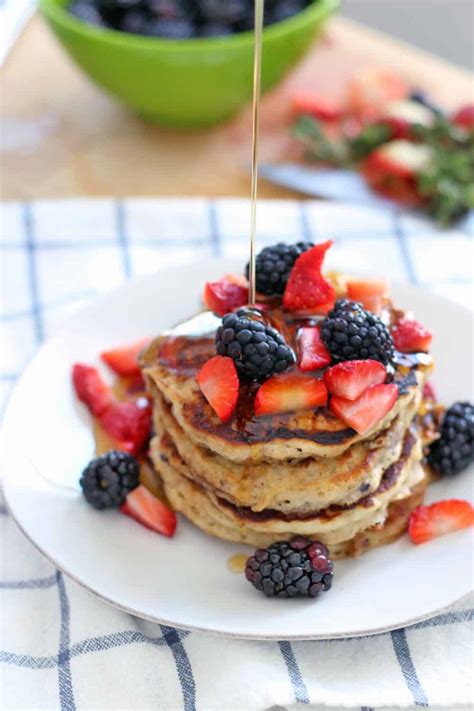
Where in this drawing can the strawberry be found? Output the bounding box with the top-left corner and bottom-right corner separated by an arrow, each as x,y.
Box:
283,241 -> 335,313
196,355 -> 239,422
324,360 -> 386,401
293,92 -> 343,122
100,398 -> 152,454
408,499 -> 474,545
380,99 -> 434,138
72,364 -> 113,417
255,372 -> 327,416
101,338 -> 151,377
297,326 -> 331,371
361,140 -> 432,205
346,278 -> 389,314
392,318 -> 432,353
451,104 -> 474,131
422,381 -> 437,402
347,69 -> 409,121
330,382 -> 398,435
120,485 -> 177,537
203,277 -> 248,317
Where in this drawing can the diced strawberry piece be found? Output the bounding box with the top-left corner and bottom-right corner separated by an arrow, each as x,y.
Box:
120,485 -> 177,537
347,69 -> 409,121
408,499 -> 474,545
293,92 -> 344,122
451,104 -> 474,130
100,398 -> 152,454
347,278 -> 389,314
324,360 -> 386,401
422,381 -> 437,402
393,318 -> 432,353
203,278 -> 248,317
196,355 -> 239,422
101,338 -> 151,377
283,241 -> 335,313
330,382 -> 398,435
255,373 -> 327,416
297,326 -> 331,371
72,364 -> 113,417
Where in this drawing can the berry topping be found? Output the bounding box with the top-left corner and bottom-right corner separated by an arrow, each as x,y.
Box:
324,359 -> 386,401
321,299 -> 395,364
196,355 -> 239,423
80,450 -> 139,510
408,499 -> 474,545
346,278 -> 389,315
283,241 -> 335,313
245,536 -> 333,598
246,242 -> 313,297
101,338 -> 151,376
297,326 -> 331,371
330,382 -> 398,435
254,372 -> 327,416
72,363 -> 113,417
215,309 -> 295,381
451,104 -> 474,131
422,381 -> 437,402
428,402 -> 474,477
120,485 -> 177,537
392,318 -> 432,353
203,275 -> 248,317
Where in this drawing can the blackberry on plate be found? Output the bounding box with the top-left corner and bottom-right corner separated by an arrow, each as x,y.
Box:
80,450 -> 139,510
215,308 -> 295,381
321,299 -> 394,365
428,401 -> 474,476
245,536 -> 333,598
245,242 -> 313,297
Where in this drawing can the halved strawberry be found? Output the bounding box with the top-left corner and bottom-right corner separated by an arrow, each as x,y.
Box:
347,278 -> 389,315
330,382 -> 398,435
293,92 -> 343,122
347,69 -> 409,121
196,355 -> 239,422
408,499 -> 474,545
361,140 -> 432,205
72,364 -> 113,417
203,277 -> 248,317
393,318 -> 432,353
451,104 -> 474,130
101,338 -> 151,377
324,360 -> 386,401
380,99 -> 434,138
297,326 -> 331,371
283,241 -> 335,313
120,485 -> 177,537
254,373 -> 327,416
100,398 -> 152,454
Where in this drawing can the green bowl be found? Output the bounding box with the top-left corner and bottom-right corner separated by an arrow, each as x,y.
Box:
39,0 -> 339,127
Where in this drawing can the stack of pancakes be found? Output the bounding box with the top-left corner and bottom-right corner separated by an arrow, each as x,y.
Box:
142,309 -> 434,558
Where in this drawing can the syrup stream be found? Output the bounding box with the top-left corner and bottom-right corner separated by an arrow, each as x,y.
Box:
248,0 -> 264,306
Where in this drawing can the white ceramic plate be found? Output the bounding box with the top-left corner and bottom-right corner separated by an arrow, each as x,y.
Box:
2,260 -> 473,640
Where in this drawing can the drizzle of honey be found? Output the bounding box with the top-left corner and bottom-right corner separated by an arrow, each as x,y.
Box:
227,553 -> 248,574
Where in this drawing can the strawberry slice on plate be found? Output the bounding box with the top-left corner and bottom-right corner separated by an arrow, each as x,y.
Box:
324,360 -> 386,401
330,382 -> 398,435
196,355 -> 239,423
409,499 -> 474,545
72,363 -> 113,417
203,276 -> 248,317
297,326 -> 331,371
283,241 -> 335,313
393,318 -> 432,353
120,485 -> 177,537
101,338 -> 151,376
346,278 -> 389,314
255,372 -> 327,416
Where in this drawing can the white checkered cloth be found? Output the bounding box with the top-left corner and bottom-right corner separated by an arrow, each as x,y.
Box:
1,198 -> 473,711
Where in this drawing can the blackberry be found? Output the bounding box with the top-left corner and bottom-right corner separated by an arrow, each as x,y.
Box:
321,299 -> 394,364
80,450 -> 139,510
428,401 -> 474,476
245,242 -> 313,297
245,536 -> 333,598
215,308 -> 295,381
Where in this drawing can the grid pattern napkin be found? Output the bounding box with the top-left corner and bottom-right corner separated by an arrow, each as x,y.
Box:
1,198 -> 473,711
